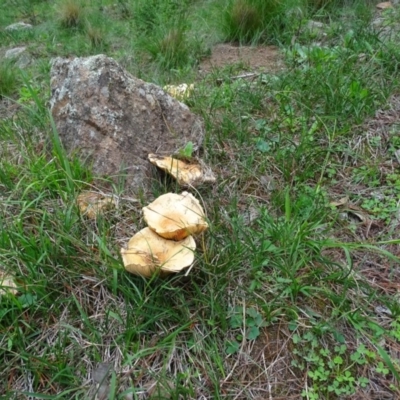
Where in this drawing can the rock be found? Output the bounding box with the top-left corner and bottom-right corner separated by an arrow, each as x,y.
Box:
5,47 -> 31,69
376,2 -> 393,9
15,53 -> 31,69
5,22 -> 33,31
49,55 -> 204,192
5,46 -> 26,59
305,20 -> 326,38
306,20 -> 325,30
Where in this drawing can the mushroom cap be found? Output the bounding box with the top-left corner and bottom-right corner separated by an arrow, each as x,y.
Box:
77,191 -> 116,219
121,227 -> 196,277
163,83 -> 194,100
148,154 -> 216,187
143,192 -> 208,241
0,271 -> 18,296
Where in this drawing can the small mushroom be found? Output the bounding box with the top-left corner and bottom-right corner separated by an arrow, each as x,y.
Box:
121,227 -> 196,277
77,191 -> 116,219
148,153 -> 216,187
163,83 -> 194,100
0,271 -> 18,296
143,192 -> 208,241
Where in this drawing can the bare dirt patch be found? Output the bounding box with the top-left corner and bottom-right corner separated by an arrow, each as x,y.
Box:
199,44 -> 285,75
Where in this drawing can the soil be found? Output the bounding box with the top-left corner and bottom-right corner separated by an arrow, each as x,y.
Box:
198,43 -> 285,75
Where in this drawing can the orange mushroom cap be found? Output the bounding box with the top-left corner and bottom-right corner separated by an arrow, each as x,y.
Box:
143,192 -> 208,241
121,227 -> 196,277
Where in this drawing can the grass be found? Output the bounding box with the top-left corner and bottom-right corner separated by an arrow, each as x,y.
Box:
56,0 -> 86,29
0,60 -> 20,98
220,0 -> 376,45
86,23 -> 107,50
1,0 -> 400,398
222,0 -> 288,44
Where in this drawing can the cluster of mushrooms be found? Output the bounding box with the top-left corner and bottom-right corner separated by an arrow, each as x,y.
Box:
121,192 -> 208,278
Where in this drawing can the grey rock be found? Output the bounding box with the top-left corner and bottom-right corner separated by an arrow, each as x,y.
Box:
15,53 -> 32,69
305,20 -> 327,38
306,20 -> 325,30
5,46 -> 26,59
5,22 -> 33,31
5,47 -> 32,69
49,55 -> 204,192
92,363 -> 112,400
93,363 -> 112,383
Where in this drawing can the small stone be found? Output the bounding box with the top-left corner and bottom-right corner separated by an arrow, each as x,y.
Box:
306,20 -> 325,30
375,306 -> 392,316
16,53 -> 32,69
92,363 -> 112,400
260,175 -> 275,191
376,2 -> 393,9
5,22 -> 33,31
303,20 -> 327,39
338,212 -> 348,221
93,363 -> 112,383
5,47 -> 26,59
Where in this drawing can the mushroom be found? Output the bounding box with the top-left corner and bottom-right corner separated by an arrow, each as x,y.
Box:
0,271 -> 18,296
148,154 -> 216,187
163,83 -> 194,100
77,191 -> 116,219
121,227 -> 195,277
143,192 -> 208,241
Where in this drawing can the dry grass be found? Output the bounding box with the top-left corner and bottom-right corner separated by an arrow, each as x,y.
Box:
86,25 -> 105,48
56,0 -> 85,29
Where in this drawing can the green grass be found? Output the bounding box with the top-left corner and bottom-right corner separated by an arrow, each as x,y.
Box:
0,60 -> 20,98
1,0 -> 400,398
222,0 -> 286,44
